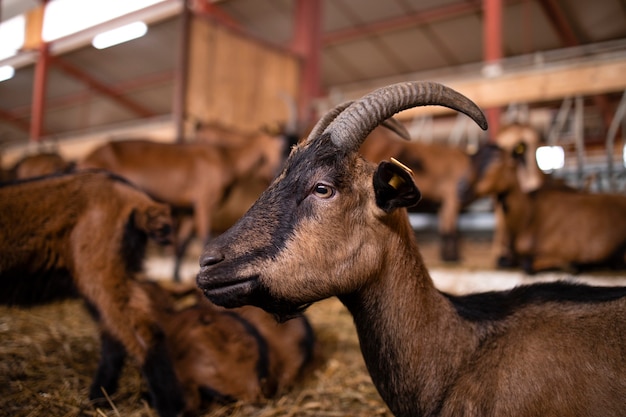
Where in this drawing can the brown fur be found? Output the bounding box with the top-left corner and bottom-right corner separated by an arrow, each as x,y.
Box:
154,289 -> 266,413
5,152 -> 74,181
473,147 -> 626,272
488,123 -> 548,265
78,136 -> 283,280
198,93 -> 626,417
78,139 -> 276,242
140,280 -> 314,414
0,171 -> 185,417
360,127 -> 473,261
233,305 -> 314,395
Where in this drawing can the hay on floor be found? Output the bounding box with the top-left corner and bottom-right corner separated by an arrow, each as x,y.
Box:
0,296 -> 390,417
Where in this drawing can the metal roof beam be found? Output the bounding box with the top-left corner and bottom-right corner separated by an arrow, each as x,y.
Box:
50,56 -> 156,118
536,0 -> 579,47
191,0 -> 242,31
291,0 -> 323,124
0,107 -> 31,133
323,0 -> 484,46
537,0 -> 613,129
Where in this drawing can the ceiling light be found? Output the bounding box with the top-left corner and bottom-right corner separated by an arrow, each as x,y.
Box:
0,66 -> 15,82
43,0 -> 163,42
0,15 -> 25,60
536,146 -> 565,172
92,21 -> 148,49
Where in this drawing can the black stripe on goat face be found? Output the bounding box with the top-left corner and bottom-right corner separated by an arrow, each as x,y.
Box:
198,134 -> 380,318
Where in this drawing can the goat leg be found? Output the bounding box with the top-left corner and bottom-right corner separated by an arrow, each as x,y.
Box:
89,331 -> 127,404
141,328 -> 186,417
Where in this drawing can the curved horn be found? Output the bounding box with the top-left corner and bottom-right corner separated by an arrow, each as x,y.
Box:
323,81 -> 488,152
305,100 -> 412,144
304,101 -> 354,144
380,117 -> 411,141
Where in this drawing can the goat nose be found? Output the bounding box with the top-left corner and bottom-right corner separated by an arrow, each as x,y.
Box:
200,250 -> 225,267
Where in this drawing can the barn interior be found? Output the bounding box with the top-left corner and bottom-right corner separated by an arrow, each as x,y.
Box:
1,1 -> 626,416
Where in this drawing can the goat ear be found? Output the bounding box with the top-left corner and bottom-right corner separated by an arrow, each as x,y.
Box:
373,159 -> 421,212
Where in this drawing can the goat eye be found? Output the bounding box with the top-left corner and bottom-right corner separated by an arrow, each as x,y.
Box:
312,183 -> 335,199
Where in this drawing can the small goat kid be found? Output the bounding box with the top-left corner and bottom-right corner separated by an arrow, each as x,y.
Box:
197,82 -> 626,417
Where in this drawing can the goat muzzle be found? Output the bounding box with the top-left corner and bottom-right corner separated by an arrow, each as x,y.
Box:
199,251 -> 225,267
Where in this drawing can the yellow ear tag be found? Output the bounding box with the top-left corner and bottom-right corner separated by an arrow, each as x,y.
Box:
388,157 -> 413,189
390,157 -> 413,175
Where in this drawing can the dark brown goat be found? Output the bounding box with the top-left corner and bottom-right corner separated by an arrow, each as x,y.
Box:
132,280 -> 315,414
78,135 -> 284,281
197,81 -> 626,417
360,128 -> 473,261
0,171 -> 185,417
471,143 -> 626,273
234,304 -> 315,396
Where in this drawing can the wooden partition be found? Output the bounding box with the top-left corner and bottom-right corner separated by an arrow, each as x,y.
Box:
186,15 -> 300,135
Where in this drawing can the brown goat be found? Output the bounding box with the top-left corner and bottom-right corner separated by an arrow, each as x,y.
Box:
471,143 -> 626,273
3,151 -> 75,181
78,135 -> 285,281
360,128 -> 473,261
233,304 -> 315,396
0,171 -> 185,417
487,123 -> 550,266
132,280 -> 315,414
197,82 -> 626,417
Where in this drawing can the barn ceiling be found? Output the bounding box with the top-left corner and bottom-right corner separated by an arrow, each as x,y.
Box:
0,0 -> 625,145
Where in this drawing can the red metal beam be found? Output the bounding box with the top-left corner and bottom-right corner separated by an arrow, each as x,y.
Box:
323,0 -> 483,46
191,0 -> 241,31
536,0 -> 579,47
10,69 -> 174,118
537,0 -> 613,130
30,42 -> 50,141
483,0 -> 503,137
0,107 -> 31,132
50,56 -> 156,118
173,0 -> 191,142
291,0 -> 323,125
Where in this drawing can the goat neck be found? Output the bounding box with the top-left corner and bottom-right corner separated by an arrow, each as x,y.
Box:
338,210 -> 479,416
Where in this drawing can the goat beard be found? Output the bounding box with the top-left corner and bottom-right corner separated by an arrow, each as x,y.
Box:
249,285 -> 311,323
271,303 -> 312,323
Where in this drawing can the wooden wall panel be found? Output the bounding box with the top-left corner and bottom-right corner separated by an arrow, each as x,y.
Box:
186,16 -> 300,135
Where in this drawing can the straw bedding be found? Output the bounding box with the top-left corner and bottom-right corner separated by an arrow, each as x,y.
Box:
0,295 -> 390,417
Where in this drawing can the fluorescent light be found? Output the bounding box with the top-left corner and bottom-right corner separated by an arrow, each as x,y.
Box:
0,15 -> 25,60
623,144 -> 626,168
536,146 -> 565,172
92,22 -> 148,49
0,66 -> 15,82
43,0 -> 163,42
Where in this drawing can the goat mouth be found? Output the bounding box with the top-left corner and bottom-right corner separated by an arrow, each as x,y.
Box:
196,274 -> 258,307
